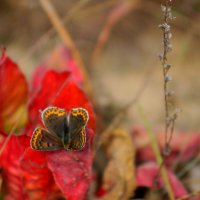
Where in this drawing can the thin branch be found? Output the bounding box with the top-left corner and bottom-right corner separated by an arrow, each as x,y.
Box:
20,0 -> 91,66
176,190 -> 200,200
159,0 -> 173,142
20,0 -> 117,67
138,105 -> 175,200
91,0 -> 140,65
159,0 -> 181,162
39,0 -> 93,96
0,122 -> 17,156
177,156 -> 200,179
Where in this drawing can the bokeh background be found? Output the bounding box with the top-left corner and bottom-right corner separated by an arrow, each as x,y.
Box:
0,0 -> 200,131
1,0 -> 200,198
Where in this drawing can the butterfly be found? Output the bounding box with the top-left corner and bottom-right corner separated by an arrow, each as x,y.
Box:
30,106 -> 89,151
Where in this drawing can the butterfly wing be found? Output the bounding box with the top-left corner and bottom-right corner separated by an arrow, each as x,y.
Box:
68,108 -> 89,150
30,128 -> 63,151
41,106 -> 68,140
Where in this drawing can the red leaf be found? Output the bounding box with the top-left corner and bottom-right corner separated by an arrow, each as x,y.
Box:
47,129 -> 95,200
136,162 -> 188,198
95,186 -> 107,198
28,70 -> 96,131
20,147 -> 62,200
53,80 -> 96,131
132,126 -> 200,168
156,131 -> 200,164
28,70 -> 70,127
66,56 -> 84,85
0,49 -> 28,131
0,134 -> 29,200
31,45 -> 84,91
27,69 -> 96,199
30,65 -> 48,95
0,134 -> 62,200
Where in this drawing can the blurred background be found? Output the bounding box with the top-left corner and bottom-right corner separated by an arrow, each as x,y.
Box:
0,0 -> 200,132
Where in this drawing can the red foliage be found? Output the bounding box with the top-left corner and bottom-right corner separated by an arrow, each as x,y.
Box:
132,126 -> 200,168
21,148 -> 62,200
47,129 -> 95,200
28,70 -> 71,127
30,65 -> 48,95
31,45 -> 84,93
28,70 -> 95,131
136,162 -> 188,198
0,134 -> 29,200
0,49 -> 28,131
2,47 -> 197,200
0,50 -> 96,200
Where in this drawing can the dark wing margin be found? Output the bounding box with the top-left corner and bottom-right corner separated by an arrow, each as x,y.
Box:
30,127 -> 63,151
68,108 -> 89,150
41,106 -> 68,139
69,128 -> 86,150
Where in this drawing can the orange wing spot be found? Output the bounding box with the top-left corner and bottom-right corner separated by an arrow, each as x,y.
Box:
81,128 -> 86,142
71,108 -> 88,122
31,128 -> 42,149
44,107 -> 65,118
57,110 -> 65,116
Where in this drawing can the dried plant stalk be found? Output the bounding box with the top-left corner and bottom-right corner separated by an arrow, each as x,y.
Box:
138,105 -> 175,200
176,190 -> 200,200
39,0 -> 93,96
91,0 -> 140,65
158,0 -> 181,157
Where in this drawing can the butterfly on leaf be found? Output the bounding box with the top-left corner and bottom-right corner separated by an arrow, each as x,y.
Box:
30,106 -> 89,151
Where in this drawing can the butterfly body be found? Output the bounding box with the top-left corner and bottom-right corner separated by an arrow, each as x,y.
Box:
30,107 -> 89,151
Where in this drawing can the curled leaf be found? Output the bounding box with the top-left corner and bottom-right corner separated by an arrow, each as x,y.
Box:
98,129 -> 135,199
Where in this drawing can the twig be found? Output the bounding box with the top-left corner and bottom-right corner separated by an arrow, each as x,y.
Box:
176,190 -> 200,200
0,122 -> 18,156
158,0 -> 181,157
39,0 -> 93,96
91,0 -> 140,65
138,105 -> 175,200
20,0 -> 91,65
177,156 -> 200,179
20,0 -> 117,67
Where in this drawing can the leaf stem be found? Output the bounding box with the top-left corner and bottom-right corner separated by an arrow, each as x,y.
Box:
138,105 -> 175,200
